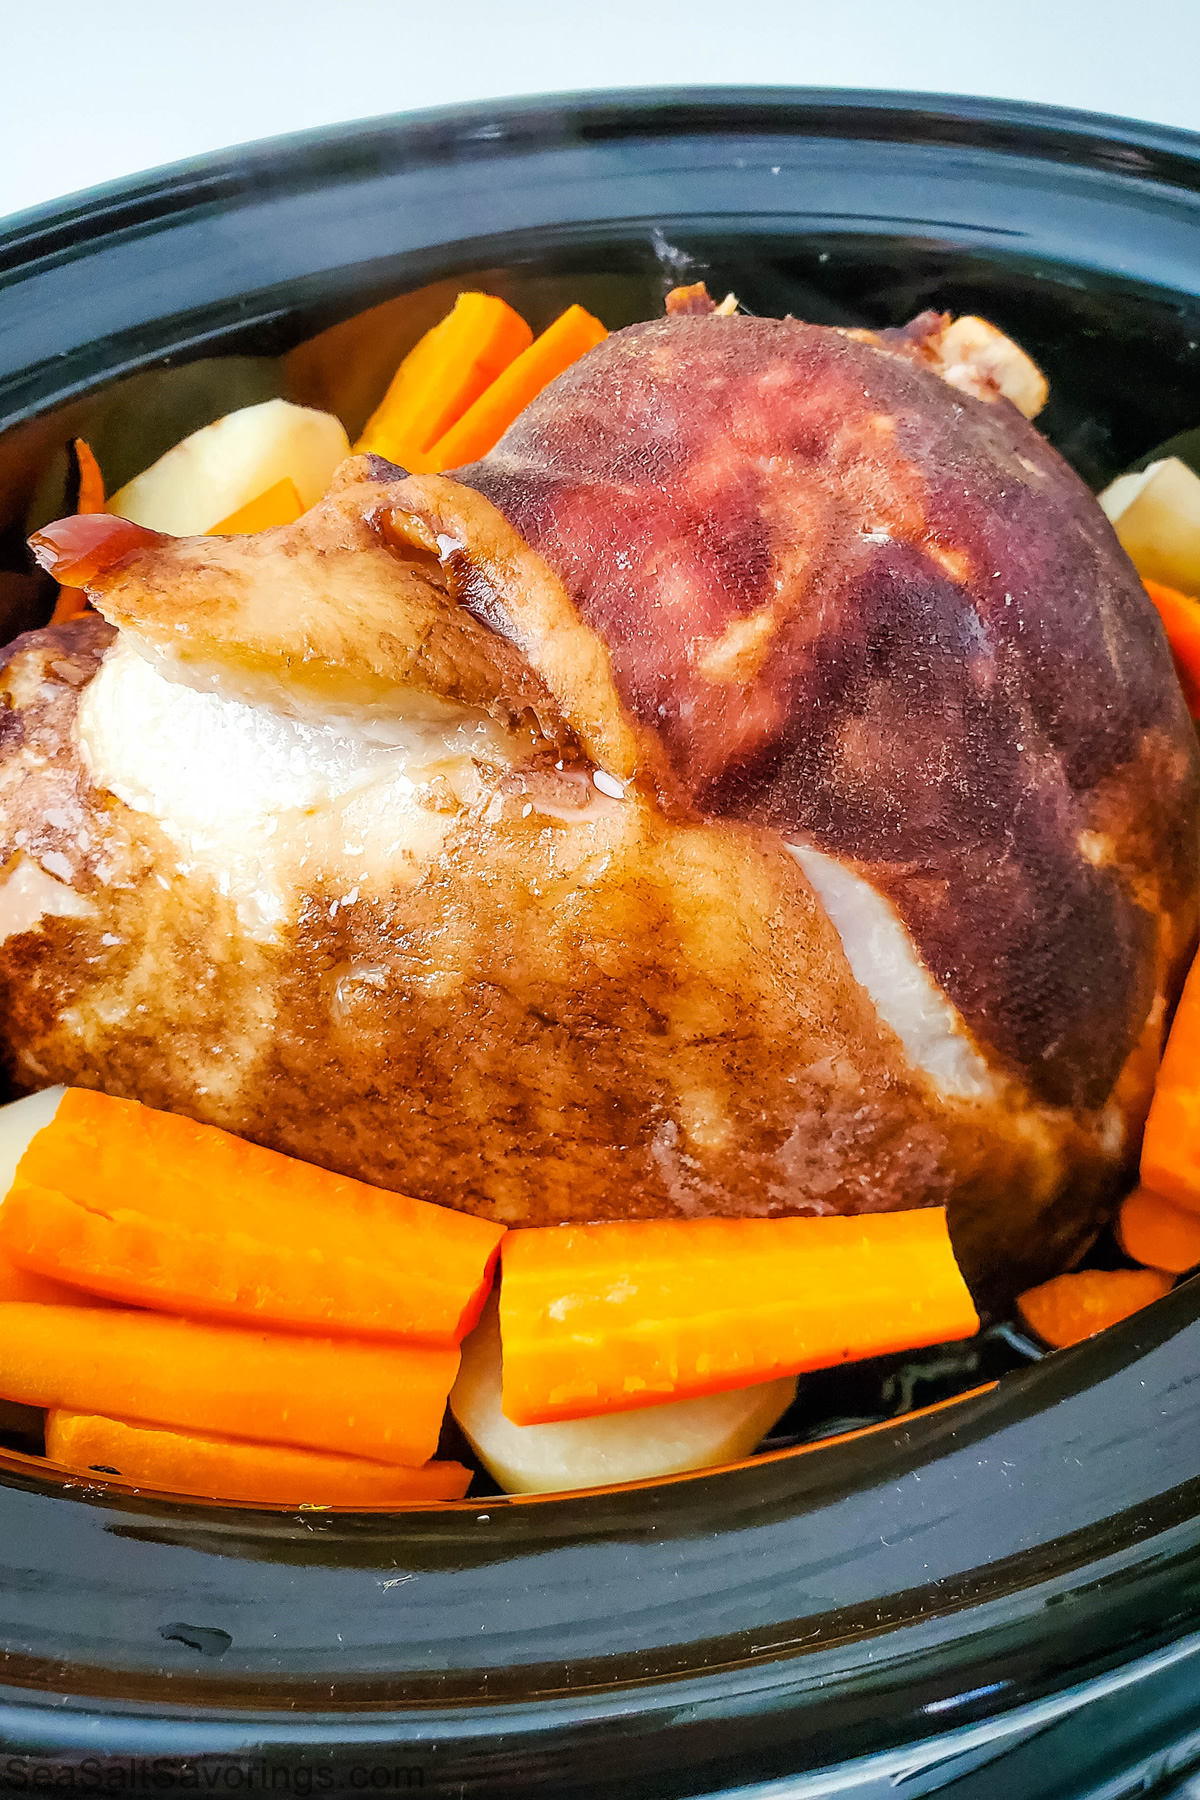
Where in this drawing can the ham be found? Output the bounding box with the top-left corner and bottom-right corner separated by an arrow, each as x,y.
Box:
457,312 -> 1199,1108
7,310 -> 1198,1300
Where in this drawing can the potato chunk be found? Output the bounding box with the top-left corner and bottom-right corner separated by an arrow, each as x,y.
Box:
0,1087 -> 64,1204
450,1294 -> 796,1495
1099,456 -> 1200,594
109,399 -> 349,535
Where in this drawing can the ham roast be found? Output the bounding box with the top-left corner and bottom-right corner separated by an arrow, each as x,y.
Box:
2,308 -> 1197,1303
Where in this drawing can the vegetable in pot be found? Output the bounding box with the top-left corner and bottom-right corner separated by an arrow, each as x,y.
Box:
1117,1184 -> 1200,1275
1141,952 -> 1200,1214
208,477 -> 304,535
498,1211 -> 979,1427
108,398 -> 349,535
426,303 -> 608,469
1016,1268 -> 1174,1349
451,1292 -> 797,1495
355,292 -> 533,471
0,1088 -> 505,1346
45,1410 -> 470,1505
0,1302 -> 458,1465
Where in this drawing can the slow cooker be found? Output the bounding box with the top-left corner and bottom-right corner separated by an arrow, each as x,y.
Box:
0,88 -> 1199,1799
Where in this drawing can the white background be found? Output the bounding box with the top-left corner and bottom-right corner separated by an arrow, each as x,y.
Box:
2,0 -> 1200,224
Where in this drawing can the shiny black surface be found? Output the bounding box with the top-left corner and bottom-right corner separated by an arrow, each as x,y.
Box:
0,1277 -> 1197,1792
2,90 -> 1200,1793
4,90 -> 1200,473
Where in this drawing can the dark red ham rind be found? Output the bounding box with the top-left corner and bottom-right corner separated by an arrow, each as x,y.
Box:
459,314 -> 1200,1109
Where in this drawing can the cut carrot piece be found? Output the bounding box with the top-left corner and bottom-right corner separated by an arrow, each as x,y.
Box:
0,1302 -> 456,1464
1016,1268 -> 1173,1348
50,438 -> 107,620
352,310 -> 454,457
49,588 -> 88,622
45,1410 -> 470,1505
498,1210 -> 979,1427
0,1246 -> 108,1307
207,477 -> 304,535
427,303 -> 608,470
1117,1184 -> 1200,1274
1144,578 -> 1200,716
1,1088 -> 503,1345
1141,952 -> 1200,1214
73,439 -> 106,517
354,293 -> 533,469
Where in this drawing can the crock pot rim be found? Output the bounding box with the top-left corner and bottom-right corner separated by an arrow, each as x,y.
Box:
3,87 -> 1200,1795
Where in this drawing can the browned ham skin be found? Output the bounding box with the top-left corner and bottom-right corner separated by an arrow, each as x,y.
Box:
460,313 -> 1199,1108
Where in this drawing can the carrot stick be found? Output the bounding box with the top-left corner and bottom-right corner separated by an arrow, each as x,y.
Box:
427,304 -> 608,470
1141,952 -> 1200,1214
207,477 -> 304,535
1117,1184 -> 1200,1274
50,437 -> 107,622
0,1302 -> 456,1464
352,310 -> 453,457
73,439 -> 106,517
48,589 -> 89,623
1144,578 -> 1200,716
498,1210 -> 979,1427
354,293 -> 533,469
45,1410 -> 470,1505
1,1088 -> 503,1344
0,1247 -> 107,1307
1016,1268 -> 1173,1349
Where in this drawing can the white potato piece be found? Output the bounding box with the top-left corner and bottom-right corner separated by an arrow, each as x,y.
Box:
0,1087 -> 64,1203
450,1293 -> 797,1495
109,400 -> 351,535
1098,456 -> 1200,594
1098,466 -> 1156,525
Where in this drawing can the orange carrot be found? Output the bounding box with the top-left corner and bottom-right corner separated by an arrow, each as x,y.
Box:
498,1210 -> 979,1427
353,309 -> 454,457
207,477 -> 304,535
1144,579 -> 1200,716
1016,1267 -> 1173,1348
72,439 -> 106,517
1,1088 -> 502,1344
354,293 -> 533,469
0,1302 -> 456,1464
0,1250 -> 109,1307
49,589 -> 88,623
1117,1184 -> 1200,1274
427,303 -> 608,470
50,438 -> 106,622
1141,952 -> 1200,1214
45,1410 -> 470,1505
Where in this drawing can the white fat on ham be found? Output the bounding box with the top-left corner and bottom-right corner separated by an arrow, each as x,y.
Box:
75,636 -> 520,938
66,637 -> 994,1104
789,843 -> 993,1099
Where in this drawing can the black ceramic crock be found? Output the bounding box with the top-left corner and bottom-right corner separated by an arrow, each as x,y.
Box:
1,89 -> 1200,1800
